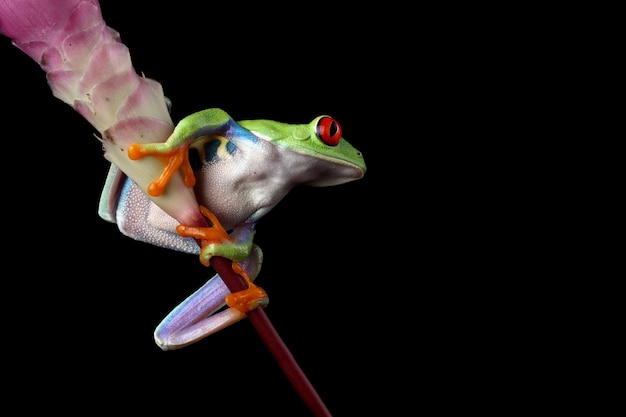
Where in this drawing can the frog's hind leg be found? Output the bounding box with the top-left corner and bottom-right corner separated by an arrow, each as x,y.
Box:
153,246 -> 262,350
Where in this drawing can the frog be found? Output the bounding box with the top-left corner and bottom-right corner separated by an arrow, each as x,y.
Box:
98,107 -> 366,350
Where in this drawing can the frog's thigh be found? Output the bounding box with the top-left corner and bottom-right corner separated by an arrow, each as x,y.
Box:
116,180 -> 200,254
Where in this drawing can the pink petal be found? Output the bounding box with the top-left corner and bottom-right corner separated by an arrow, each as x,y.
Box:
87,70 -> 140,129
47,69 -> 81,105
0,0 -> 99,59
65,0 -> 102,35
80,41 -> 132,95
104,116 -> 173,147
116,78 -> 172,123
61,22 -> 106,70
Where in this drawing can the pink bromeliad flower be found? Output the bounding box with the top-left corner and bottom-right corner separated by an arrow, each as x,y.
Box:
0,0 -> 204,226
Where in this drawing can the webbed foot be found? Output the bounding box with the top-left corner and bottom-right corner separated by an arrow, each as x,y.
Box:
127,141 -> 196,196
225,262 -> 269,313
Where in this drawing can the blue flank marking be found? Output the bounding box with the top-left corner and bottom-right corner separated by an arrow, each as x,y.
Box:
203,140 -> 221,163
226,140 -> 237,155
192,121 -> 260,165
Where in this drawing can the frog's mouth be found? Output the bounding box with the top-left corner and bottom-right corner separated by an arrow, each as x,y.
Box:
302,156 -> 366,187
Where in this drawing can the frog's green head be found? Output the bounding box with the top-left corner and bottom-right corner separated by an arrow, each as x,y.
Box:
240,116 -> 366,186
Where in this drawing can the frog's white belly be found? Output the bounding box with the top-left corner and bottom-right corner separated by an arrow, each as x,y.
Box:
193,139 -> 321,230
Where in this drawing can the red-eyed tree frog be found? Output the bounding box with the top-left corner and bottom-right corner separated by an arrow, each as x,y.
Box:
98,107 -> 366,350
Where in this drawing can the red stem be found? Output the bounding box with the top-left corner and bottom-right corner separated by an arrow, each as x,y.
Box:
185,213 -> 331,415
208,256 -> 332,417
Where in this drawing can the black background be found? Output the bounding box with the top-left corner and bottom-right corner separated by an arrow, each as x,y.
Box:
0,1 -> 515,416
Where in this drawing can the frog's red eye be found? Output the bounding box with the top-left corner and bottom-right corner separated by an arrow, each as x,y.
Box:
316,116 -> 342,146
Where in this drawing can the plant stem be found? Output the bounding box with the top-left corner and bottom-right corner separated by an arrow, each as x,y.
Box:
210,255 -> 333,417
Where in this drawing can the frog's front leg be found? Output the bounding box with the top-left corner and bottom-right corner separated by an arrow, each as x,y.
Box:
127,108 -> 234,196
176,206 -> 269,314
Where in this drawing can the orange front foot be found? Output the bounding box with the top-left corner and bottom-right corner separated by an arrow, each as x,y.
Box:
128,142 -> 196,196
